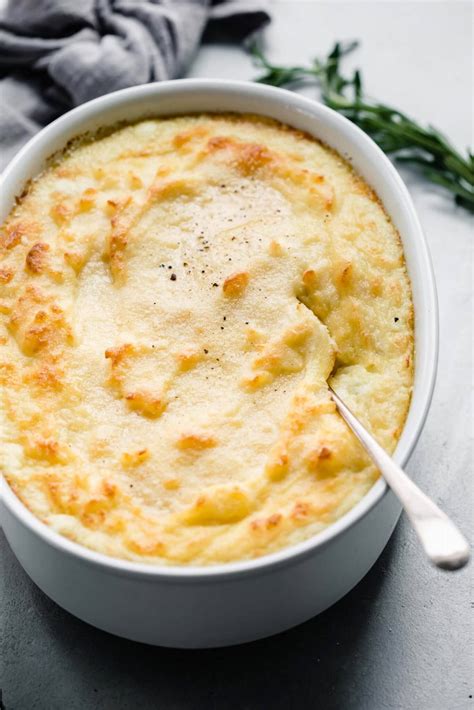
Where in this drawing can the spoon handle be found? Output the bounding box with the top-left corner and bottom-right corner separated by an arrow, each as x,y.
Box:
329,386 -> 470,571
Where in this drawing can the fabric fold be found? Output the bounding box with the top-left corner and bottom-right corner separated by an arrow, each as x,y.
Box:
0,0 -> 270,169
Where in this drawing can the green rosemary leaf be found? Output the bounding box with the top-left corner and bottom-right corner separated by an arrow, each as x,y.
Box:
249,40 -> 474,214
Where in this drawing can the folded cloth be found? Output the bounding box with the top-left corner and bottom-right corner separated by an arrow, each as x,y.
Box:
0,0 -> 270,169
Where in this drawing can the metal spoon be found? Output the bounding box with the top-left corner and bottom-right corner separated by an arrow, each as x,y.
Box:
329,385 -> 470,571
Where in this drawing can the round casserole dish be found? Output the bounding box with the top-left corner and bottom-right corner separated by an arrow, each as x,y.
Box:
0,80 -> 438,648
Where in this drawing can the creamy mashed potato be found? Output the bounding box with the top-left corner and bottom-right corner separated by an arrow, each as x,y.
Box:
0,115 -> 413,564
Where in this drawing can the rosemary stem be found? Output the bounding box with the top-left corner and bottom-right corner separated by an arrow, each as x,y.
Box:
249,41 -> 474,214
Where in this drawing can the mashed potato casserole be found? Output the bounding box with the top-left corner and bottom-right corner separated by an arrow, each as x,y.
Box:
0,115 -> 414,564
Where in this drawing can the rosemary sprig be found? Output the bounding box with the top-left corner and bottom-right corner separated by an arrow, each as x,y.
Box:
250,41 -> 474,213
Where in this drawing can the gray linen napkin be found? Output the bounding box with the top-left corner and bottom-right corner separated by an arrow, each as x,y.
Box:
0,0 -> 270,170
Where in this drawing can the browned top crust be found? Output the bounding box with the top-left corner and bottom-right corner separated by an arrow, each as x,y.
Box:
0,115 -> 413,565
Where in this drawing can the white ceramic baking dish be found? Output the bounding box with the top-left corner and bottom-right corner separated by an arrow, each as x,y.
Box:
0,79 -> 438,648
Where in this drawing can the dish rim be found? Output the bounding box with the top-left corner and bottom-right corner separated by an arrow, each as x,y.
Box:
0,78 -> 438,582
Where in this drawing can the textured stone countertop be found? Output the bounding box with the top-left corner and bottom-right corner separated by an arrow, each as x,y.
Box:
1,2 -> 472,708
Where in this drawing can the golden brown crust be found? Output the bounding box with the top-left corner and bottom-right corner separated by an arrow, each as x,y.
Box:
0,267 -> 15,283
222,271 -> 249,298
0,114 -> 414,565
8,286 -> 73,356
25,242 -> 50,274
176,433 -> 218,451
105,344 -> 168,418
